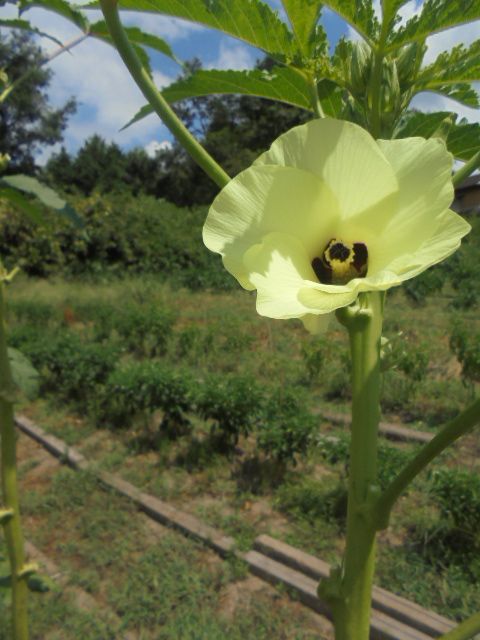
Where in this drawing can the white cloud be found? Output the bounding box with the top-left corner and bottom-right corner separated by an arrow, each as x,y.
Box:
209,39 -> 256,71
0,4 -> 178,154
144,139 -> 172,157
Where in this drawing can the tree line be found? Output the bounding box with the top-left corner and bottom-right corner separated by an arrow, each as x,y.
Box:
0,30 -> 308,207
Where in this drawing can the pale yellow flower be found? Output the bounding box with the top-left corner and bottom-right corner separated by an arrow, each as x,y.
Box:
203,119 -> 470,332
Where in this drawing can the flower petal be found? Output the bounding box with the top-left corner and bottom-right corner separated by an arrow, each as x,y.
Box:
243,232 -> 318,318
255,118 -> 398,221
385,209 -> 471,281
203,165 -> 339,288
374,137 -> 454,269
301,313 -> 332,334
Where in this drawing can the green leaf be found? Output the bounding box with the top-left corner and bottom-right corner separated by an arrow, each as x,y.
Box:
114,0 -> 298,63
0,186 -> 47,226
121,66 -> 314,131
316,78 -> 345,117
281,0 -> 324,57
19,0 -> 90,33
0,18 -> 64,46
8,348 -> 40,400
418,83 -> 479,108
448,120 -> 480,161
0,175 -> 83,228
321,0 -> 379,43
393,110 -> 450,138
387,0 -> 480,49
393,110 -> 480,161
413,41 -> 480,107
89,20 -> 178,62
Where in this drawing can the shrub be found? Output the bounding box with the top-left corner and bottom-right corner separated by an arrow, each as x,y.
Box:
8,299 -> 59,325
429,468 -> 480,534
449,321 -> 480,390
256,388 -> 317,464
72,300 -> 118,341
8,323 -> 44,351
315,433 -> 350,466
376,444 -> 411,489
0,193 -> 236,289
27,331 -> 119,403
276,476 -> 348,526
99,361 -> 193,435
316,432 -> 413,489
175,325 -> 215,360
196,373 -> 264,451
114,303 -> 176,357
300,337 -> 350,400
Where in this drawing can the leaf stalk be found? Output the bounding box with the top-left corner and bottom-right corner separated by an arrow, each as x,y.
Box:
99,0 -> 230,189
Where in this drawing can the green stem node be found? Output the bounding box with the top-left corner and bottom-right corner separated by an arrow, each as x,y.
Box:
17,564 -> 38,580
99,0 -> 230,189
0,507 -> 14,524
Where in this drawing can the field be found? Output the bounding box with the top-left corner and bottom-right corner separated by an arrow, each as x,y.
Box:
0,256 -> 479,638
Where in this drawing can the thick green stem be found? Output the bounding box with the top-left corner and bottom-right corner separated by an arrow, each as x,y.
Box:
452,150 -> 480,188
329,292 -> 384,640
99,0 -> 230,189
439,611 -> 480,640
308,74 -> 325,119
0,282 -> 29,639
374,397 -> 480,528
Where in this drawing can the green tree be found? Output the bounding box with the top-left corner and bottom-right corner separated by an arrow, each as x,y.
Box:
71,135 -> 126,195
155,57 -> 311,206
0,30 -> 76,174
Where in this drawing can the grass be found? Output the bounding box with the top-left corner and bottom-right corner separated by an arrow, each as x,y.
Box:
2,447 -> 329,639
2,274 -> 480,633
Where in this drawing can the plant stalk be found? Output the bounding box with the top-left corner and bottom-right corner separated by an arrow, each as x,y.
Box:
439,611 -> 480,640
330,291 -> 384,639
0,281 -> 29,640
374,396 -> 480,529
452,150 -> 480,188
99,0 -> 230,189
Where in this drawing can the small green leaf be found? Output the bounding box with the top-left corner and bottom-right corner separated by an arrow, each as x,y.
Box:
19,0 -> 90,33
387,0 -> 480,49
281,0 -> 324,57
413,41 -> 480,107
8,348 -> 40,400
0,175 -> 83,228
121,66 -> 314,131
114,0 -> 297,63
121,103 -> 153,131
0,18 -> 64,45
316,78 -> 345,117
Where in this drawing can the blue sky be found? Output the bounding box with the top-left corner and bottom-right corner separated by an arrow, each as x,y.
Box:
0,1 -> 478,163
